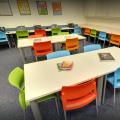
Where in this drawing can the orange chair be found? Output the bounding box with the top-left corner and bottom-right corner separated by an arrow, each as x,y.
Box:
65,38 -> 79,52
35,29 -> 46,37
61,79 -> 98,120
33,41 -> 53,61
84,28 -> 91,36
109,34 -> 120,47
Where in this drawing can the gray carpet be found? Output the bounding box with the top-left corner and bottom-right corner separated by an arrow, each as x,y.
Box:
0,40 -> 120,120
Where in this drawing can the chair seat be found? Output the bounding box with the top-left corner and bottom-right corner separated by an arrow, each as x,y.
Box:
0,39 -> 8,42
98,37 -> 108,41
63,92 -> 96,111
107,74 -> 120,88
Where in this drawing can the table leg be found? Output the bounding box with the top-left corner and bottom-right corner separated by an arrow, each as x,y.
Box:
19,48 -> 26,64
30,101 -> 42,120
96,76 -> 104,106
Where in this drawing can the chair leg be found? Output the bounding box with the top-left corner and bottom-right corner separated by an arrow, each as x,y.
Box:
113,88 -> 116,105
96,96 -> 99,117
102,75 -> 107,104
55,98 -> 60,116
103,41 -> 105,48
35,56 -> 38,61
64,110 -> 67,120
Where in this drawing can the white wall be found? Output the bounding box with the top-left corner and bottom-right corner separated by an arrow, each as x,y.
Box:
83,0 -> 120,29
0,0 -> 86,28
86,18 -> 120,29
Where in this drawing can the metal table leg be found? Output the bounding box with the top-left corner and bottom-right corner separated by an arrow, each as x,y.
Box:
30,101 -> 42,120
19,48 -> 26,64
97,76 -> 104,106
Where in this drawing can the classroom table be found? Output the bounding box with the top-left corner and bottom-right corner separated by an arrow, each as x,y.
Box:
5,27 -> 74,34
80,24 -> 120,35
17,34 -> 86,63
24,46 -> 120,120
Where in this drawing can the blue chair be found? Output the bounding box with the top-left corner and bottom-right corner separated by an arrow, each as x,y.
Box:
73,27 -> 82,35
0,31 -> 10,47
47,50 -> 70,60
97,32 -> 108,47
105,68 -> 120,104
84,44 -> 101,52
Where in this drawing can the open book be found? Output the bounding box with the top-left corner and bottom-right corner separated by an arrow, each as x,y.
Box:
98,53 -> 115,61
57,61 -> 73,71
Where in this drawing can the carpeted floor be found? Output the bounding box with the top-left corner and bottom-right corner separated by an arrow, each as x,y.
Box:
0,40 -> 120,120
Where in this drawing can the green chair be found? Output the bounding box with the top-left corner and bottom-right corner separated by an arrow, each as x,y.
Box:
8,67 -> 59,115
51,28 -> 61,36
19,89 -> 29,111
90,29 -> 97,43
16,30 -> 29,40
58,32 -> 69,35
8,67 -> 24,90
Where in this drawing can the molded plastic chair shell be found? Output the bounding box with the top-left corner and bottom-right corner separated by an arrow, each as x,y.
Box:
35,29 -> 46,37
65,37 -> 79,51
109,35 -> 120,47
16,30 -> 29,40
33,41 -> 53,57
8,67 -> 24,90
47,50 -> 70,60
90,29 -> 97,38
74,27 -> 82,35
52,28 -> 61,36
84,28 -> 91,36
84,44 -> 101,52
61,79 -> 97,111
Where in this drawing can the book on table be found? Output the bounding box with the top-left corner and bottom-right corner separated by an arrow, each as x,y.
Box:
57,61 -> 73,71
98,53 -> 115,61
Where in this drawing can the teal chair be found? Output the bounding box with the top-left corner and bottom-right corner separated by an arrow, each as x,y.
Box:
8,67 -> 24,90
104,68 -> 120,105
0,31 -> 10,47
47,50 -> 70,60
51,28 -> 61,36
8,67 -> 59,115
16,30 -> 29,40
84,44 -> 101,52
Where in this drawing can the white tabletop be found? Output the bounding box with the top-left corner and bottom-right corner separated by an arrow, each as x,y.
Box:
80,24 -> 120,35
17,34 -> 86,48
24,47 -> 120,102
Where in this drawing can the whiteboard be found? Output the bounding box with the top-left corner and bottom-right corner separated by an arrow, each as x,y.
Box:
0,0 -> 13,16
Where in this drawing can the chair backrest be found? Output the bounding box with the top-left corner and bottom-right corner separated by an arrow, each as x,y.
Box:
98,32 -> 107,40
0,31 -> 8,42
16,30 -> 29,40
84,44 -> 101,52
47,50 -> 70,60
33,41 -> 53,56
51,28 -> 61,36
65,37 -> 79,51
74,27 -> 82,35
19,89 -> 29,111
90,29 -> 97,37
109,35 -> 120,46
58,32 -> 69,35
8,67 -> 24,90
114,68 -> 120,87
84,28 -> 91,35
35,29 -> 46,36
61,79 -> 96,110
